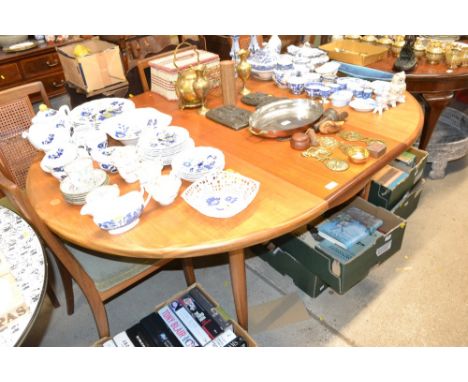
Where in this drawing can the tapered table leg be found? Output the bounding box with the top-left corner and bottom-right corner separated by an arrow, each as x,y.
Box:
228,249 -> 248,330
182,258 -> 196,286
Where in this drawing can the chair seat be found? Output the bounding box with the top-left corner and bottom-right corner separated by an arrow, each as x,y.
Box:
57,243 -> 157,292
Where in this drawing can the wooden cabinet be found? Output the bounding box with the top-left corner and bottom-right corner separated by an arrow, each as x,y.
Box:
0,39 -> 78,101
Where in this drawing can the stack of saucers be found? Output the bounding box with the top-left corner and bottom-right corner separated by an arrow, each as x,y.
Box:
171,146 -> 225,182
137,125 -> 194,165
59,169 -> 109,205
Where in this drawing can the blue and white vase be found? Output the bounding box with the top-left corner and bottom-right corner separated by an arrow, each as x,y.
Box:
248,35 -> 260,53
230,35 -> 241,62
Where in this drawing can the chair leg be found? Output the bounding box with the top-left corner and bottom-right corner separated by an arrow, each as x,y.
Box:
45,257 -> 60,308
182,258 -> 196,286
57,261 -> 75,315
46,282 -> 61,308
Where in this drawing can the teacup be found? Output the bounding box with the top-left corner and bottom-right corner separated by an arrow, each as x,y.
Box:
64,157 -> 94,188
85,130 -> 108,153
113,146 -> 141,183
287,76 -> 306,95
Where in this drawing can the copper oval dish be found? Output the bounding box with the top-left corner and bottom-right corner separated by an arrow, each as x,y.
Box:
249,99 -> 323,138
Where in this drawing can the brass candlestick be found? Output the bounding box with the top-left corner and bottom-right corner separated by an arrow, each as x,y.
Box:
192,64 -> 210,116
236,49 -> 251,96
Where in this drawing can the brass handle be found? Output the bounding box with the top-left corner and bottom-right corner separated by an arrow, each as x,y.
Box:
173,41 -> 199,70
46,60 -> 59,67
52,80 -> 65,88
0,74 -> 5,80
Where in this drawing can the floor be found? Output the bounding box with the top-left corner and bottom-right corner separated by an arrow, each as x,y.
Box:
20,95 -> 468,348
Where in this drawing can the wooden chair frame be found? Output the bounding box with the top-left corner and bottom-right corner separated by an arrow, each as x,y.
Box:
0,170 -> 195,339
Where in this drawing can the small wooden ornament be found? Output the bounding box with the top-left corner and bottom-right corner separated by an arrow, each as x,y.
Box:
367,141 -> 387,158
290,132 -> 311,150
220,60 -> 237,106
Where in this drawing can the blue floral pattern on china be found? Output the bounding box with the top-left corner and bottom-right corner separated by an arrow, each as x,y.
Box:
47,148 -> 64,160
205,195 -> 239,211
183,154 -> 218,174
98,205 -> 143,231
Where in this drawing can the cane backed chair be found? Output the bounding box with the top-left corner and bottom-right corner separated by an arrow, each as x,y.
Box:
0,170 -> 195,338
0,82 -> 51,188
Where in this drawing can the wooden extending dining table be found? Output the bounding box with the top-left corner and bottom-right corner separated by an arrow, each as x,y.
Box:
26,79 -> 423,330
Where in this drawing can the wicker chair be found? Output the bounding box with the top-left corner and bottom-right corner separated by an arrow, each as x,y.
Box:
0,83 -> 196,338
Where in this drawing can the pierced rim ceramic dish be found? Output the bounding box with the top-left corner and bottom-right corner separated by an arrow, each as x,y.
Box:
171,146 -> 225,182
182,171 -> 260,218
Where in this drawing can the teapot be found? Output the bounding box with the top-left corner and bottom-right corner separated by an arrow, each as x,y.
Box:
173,42 -> 202,110
32,104 -> 72,134
80,184 -> 151,235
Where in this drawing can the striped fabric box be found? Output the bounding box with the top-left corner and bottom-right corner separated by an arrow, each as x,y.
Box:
150,49 -> 220,101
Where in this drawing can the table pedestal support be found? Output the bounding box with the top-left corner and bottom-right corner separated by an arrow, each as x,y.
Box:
228,249 -> 248,330
419,91 -> 455,150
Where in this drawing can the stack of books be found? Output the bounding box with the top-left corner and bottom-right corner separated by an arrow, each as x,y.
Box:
395,151 -> 417,168
373,165 -> 409,191
103,286 -> 248,347
316,206 -> 384,263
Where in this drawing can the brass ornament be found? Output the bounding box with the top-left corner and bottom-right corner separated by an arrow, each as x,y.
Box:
236,49 -> 251,96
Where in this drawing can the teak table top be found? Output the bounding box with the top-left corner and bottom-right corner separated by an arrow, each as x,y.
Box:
26,79 -> 424,329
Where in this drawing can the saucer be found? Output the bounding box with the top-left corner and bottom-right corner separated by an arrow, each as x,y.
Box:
349,99 -> 377,112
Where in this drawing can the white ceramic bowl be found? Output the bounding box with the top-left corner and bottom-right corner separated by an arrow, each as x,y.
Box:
330,90 -> 354,107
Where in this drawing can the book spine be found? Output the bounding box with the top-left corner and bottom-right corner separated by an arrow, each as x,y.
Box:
140,313 -> 182,347
177,295 -> 224,338
189,287 -> 232,331
204,329 -> 237,347
225,336 -> 248,347
169,301 -> 212,346
158,306 -> 200,347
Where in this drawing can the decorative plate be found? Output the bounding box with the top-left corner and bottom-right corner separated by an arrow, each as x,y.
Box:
171,146 -> 225,181
182,171 -> 260,218
69,98 -> 135,127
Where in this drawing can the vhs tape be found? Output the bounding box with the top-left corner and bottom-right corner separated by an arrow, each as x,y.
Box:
140,312 -> 182,347
158,305 -> 200,347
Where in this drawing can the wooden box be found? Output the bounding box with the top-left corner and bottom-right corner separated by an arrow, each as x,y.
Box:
149,49 -> 220,101
319,40 -> 388,66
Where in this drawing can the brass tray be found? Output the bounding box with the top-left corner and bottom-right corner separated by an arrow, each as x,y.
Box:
249,99 -> 323,138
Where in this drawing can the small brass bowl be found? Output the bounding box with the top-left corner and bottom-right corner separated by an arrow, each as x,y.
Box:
347,146 -> 369,164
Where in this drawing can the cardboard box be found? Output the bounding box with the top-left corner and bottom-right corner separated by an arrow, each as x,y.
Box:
253,197 -> 406,295
369,147 -> 428,210
150,49 -> 220,101
92,283 -> 256,347
252,242 -> 328,298
319,39 -> 388,66
391,178 -> 425,220
57,40 -> 127,93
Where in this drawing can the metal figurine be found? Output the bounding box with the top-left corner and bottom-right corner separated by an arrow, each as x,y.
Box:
236,49 -> 252,96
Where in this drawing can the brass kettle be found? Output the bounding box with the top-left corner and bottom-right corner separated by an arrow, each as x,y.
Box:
173,42 -> 202,109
